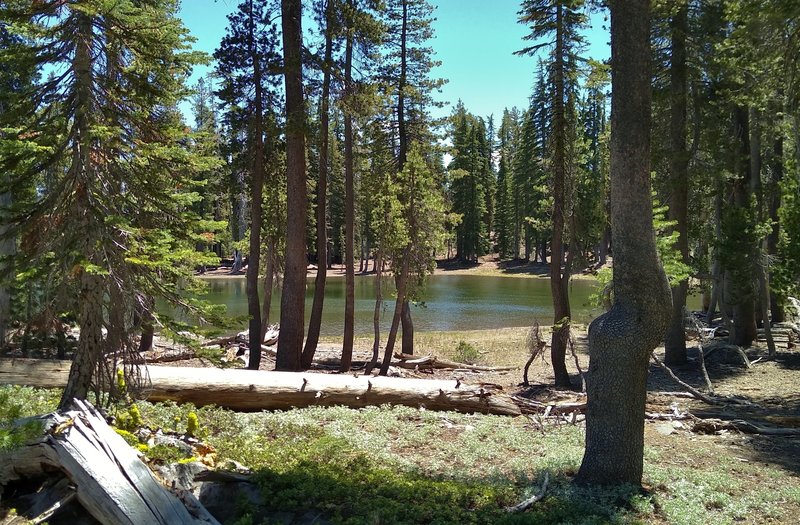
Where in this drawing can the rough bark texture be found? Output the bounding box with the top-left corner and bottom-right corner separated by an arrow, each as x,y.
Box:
549,4 -> 572,388
303,1 -> 334,369
246,0 -> 265,370
341,16 -> 356,372
729,106 -> 757,347
1,360 -> 522,417
664,2 -> 689,365
276,0 -> 307,371
576,0 -> 672,486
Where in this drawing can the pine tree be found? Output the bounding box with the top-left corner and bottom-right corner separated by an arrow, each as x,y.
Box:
1,0 -> 213,408
518,0 -> 588,388
276,0 -> 309,371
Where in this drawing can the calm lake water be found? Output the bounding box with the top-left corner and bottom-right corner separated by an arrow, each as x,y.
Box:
198,274 -> 603,336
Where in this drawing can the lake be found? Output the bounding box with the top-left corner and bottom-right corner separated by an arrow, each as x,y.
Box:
198,274 -> 604,336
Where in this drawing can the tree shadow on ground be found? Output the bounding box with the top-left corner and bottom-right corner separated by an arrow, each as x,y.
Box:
646,346 -> 800,477
225,462 -> 650,525
498,259 -> 550,276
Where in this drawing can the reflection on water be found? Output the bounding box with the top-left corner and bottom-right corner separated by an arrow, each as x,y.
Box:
197,274 -> 604,336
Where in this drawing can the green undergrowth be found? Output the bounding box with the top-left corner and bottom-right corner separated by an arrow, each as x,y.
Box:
1,385 -> 799,524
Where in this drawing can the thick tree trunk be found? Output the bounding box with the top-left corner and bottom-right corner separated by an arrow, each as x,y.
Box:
246,0 -> 265,370
729,106 -> 757,347
576,0 -> 672,486
341,18 -> 356,373
2,360 -> 522,417
302,2 -> 334,369
276,0 -> 307,371
549,4 -> 572,389
664,2 -> 689,365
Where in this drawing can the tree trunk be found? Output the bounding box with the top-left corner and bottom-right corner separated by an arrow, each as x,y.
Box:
767,133 -> 783,323
302,1 -> 334,369
259,241 -> 276,341
729,106 -> 757,347
576,0 -> 672,486
60,12 -> 103,410
0,184 -> 13,349
246,0 -> 265,370
664,2 -> 689,365
380,254 -> 410,376
549,4 -> 572,389
341,16 -> 356,373
365,251 -> 383,375
401,299 -> 414,355
276,0 -> 307,372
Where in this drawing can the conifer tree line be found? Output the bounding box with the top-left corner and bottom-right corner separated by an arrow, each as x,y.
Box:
0,0 -> 798,415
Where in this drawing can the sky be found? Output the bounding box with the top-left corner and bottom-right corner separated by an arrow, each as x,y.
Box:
178,0 -> 610,123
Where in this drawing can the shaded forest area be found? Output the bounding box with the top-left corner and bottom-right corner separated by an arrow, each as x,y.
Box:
1,0 -> 800,521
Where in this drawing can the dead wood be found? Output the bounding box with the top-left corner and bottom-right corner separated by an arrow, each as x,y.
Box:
505,472 -> 550,513
0,399 -> 219,524
691,417 -> 800,436
0,359 -> 521,416
651,354 -> 721,405
392,353 -> 516,372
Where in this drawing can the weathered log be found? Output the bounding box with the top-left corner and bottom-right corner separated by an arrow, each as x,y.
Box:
0,399 -> 219,524
691,417 -> 800,436
0,359 -> 521,416
393,353 -> 516,372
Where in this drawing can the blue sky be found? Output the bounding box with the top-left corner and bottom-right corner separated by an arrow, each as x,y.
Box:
178,0 -> 610,122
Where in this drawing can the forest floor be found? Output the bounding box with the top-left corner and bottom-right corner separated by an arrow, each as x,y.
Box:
2,325 -> 799,524
128,326 -> 800,524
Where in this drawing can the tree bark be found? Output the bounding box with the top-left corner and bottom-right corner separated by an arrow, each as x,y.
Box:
549,4 -> 572,389
302,0 -> 334,369
276,0 -> 307,371
767,133 -> 783,323
246,0 -> 265,370
576,0 -> 672,487
729,106 -> 757,347
664,2 -> 689,365
341,13 -> 356,372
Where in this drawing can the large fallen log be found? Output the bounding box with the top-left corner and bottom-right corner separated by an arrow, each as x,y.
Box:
0,399 -> 219,524
0,359 -> 521,416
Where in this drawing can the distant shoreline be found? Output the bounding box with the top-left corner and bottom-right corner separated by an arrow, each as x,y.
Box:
195,255 -> 603,281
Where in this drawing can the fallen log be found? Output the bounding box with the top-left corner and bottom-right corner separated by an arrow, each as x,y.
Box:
0,399 -> 218,524
691,417 -> 800,436
393,353 -> 516,372
0,359 -> 521,416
